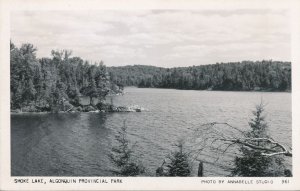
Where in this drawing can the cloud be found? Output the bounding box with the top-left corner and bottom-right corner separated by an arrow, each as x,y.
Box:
11,9 -> 290,67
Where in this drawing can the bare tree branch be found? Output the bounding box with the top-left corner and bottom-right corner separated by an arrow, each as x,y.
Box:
190,122 -> 292,159
262,151 -> 292,157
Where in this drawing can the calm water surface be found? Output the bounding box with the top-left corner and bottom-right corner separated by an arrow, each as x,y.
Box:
11,87 -> 292,176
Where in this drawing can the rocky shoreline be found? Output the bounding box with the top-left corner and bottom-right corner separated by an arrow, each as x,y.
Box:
11,103 -> 146,114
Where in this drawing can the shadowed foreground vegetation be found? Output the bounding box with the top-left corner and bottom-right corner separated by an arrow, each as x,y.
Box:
110,104 -> 292,177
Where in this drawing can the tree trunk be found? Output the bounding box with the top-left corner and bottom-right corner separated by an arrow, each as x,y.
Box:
90,96 -> 93,105
198,162 -> 203,177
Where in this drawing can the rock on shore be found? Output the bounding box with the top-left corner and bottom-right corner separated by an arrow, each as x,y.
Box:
11,102 -> 147,113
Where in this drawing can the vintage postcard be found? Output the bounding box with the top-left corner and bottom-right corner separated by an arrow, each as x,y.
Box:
0,0 -> 300,190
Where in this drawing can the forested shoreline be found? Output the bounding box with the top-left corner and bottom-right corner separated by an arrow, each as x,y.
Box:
10,42 -> 291,112
10,42 -> 292,177
10,42 -> 122,112
108,61 -> 291,91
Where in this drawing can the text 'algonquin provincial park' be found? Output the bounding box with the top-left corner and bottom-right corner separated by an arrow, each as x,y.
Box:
11,42 -> 292,177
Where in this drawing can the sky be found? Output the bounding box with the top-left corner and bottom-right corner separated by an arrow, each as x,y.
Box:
11,10 -> 291,67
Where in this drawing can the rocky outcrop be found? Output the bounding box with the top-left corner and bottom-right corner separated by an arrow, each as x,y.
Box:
107,105 -> 146,112
11,100 -> 146,113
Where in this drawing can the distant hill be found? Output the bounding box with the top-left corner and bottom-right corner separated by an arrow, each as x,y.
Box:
107,61 -> 291,91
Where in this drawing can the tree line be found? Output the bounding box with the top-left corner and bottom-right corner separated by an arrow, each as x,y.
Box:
10,42 -> 121,112
11,41 -> 291,112
108,61 -> 291,91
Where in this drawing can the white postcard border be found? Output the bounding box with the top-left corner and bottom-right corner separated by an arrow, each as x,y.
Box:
1,0 -> 300,190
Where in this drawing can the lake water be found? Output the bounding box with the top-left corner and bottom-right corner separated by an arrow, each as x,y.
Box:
11,87 -> 292,176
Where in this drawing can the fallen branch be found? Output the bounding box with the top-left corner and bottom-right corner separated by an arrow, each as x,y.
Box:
193,122 -> 292,158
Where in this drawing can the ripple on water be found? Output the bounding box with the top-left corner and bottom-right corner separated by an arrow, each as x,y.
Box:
11,88 -> 291,176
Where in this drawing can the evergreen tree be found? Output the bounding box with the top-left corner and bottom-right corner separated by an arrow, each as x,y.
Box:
247,103 -> 268,138
231,103 -> 286,177
157,141 -> 191,177
109,121 -> 145,176
23,78 -> 36,105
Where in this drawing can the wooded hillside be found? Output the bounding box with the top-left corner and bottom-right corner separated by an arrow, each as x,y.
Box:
11,41 -> 291,112
108,61 -> 291,91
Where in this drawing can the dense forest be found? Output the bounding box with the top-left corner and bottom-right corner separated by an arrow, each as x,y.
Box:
11,42 -> 291,112
10,42 -> 121,112
108,61 -> 291,91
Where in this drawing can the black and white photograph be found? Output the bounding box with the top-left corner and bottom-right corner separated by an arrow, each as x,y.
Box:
1,0 -> 300,190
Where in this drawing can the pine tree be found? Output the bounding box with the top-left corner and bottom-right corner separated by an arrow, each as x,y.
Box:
109,121 -> 145,176
247,103 -> 268,138
231,103 -> 286,177
157,141 -> 191,177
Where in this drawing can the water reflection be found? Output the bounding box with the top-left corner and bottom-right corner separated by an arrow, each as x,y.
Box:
11,88 -> 291,176
11,113 -> 113,176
